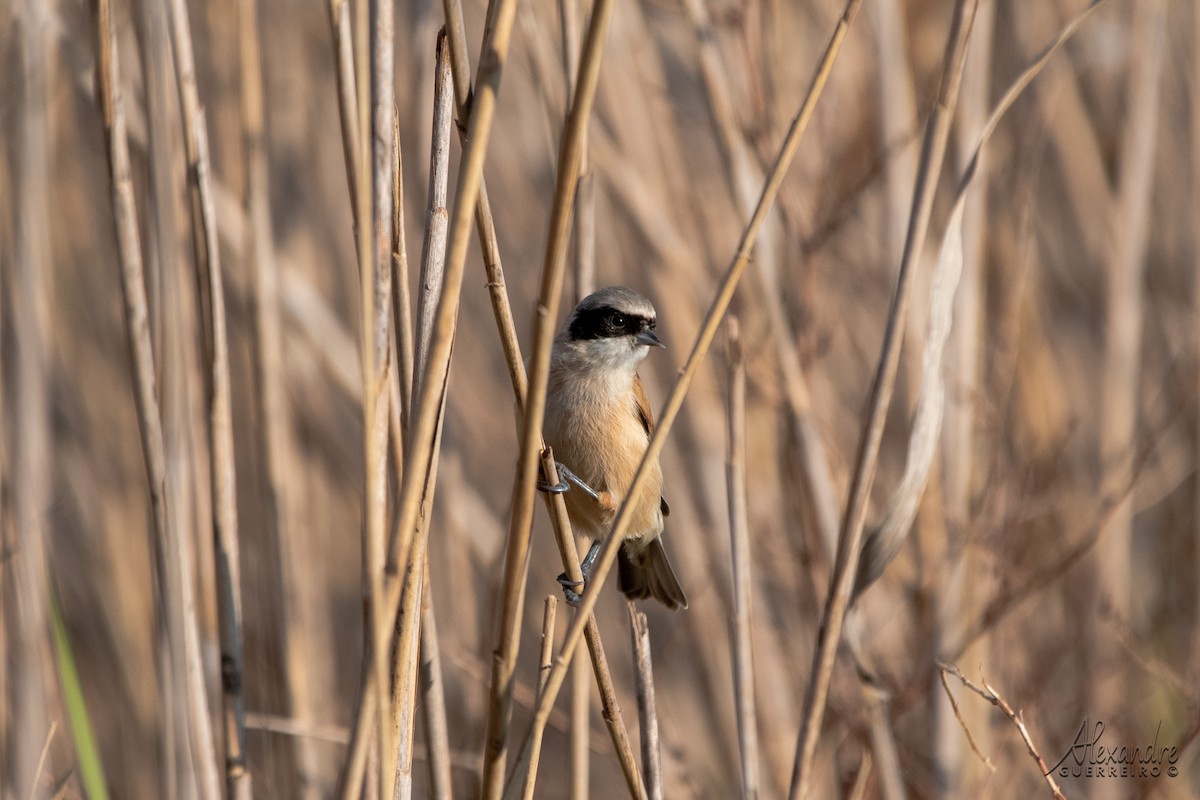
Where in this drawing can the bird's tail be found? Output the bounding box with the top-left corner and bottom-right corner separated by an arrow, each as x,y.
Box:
618,538 -> 687,610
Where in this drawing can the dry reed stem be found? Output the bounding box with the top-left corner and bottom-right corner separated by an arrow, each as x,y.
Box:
1097,0 -> 1164,628
392,36 -> 453,800
684,0 -> 841,559
627,607 -> 662,800
328,0 -> 360,213
381,0 -> 519,676
787,1 -> 978,795
237,0 -> 314,791
560,0 -> 594,303
937,663 -> 1066,800
97,2 -> 215,796
509,0 -> 862,790
516,597 -> 558,800
11,6 -> 52,793
855,0 -> 1105,601
570,652 -> 589,800
431,2 -> 641,790
725,319 -> 760,800
479,0 -> 620,791
392,107 -> 415,430
357,0 -> 394,791
1194,0 -> 1200,678
164,0 -> 251,792
418,564 -> 453,800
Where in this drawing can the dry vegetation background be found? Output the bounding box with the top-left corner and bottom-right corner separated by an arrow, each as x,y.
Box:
3,0 -> 1200,797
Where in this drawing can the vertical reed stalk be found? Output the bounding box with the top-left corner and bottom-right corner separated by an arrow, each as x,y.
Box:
788,1 -> 979,796
479,0 -> 618,788
165,0 -> 249,791
392,34 -> 452,800
628,607 -> 662,800
725,319 -> 759,800
10,4 -> 52,794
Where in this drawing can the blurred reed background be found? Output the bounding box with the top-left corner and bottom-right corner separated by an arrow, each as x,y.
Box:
2,0 -> 1199,797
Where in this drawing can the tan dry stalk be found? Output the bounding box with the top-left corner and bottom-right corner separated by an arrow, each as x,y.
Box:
418,564 -> 454,800
786,1 -> 979,795
628,607 -> 662,800
570,653 -> 589,800
328,0 -> 361,209
358,0 -> 395,791
479,0 -> 621,792
392,35 -> 453,800
683,0 -> 841,559
11,5 -> 52,794
725,319 -> 760,800
516,597 -> 558,800
381,0 -> 520,672
237,0 -> 316,793
508,0 -> 864,790
853,0 -> 1106,601
392,107 -> 415,432
560,0 -> 594,302
165,0 -> 252,792
416,4 -> 641,791
1097,0 -> 1164,636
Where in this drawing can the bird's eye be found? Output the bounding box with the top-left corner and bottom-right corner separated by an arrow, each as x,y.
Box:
610,313 -> 626,329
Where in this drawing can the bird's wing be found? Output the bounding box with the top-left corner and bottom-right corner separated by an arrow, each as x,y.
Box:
633,373 -> 655,435
634,374 -> 669,517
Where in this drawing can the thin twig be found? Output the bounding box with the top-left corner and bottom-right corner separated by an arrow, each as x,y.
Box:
788,2 -> 978,796
628,606 -> 663,800
936,668 -> 994,772
507,1 -> 862,790
937,663 -> 1066,800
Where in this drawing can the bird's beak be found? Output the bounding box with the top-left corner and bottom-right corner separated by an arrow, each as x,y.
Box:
636,329 -> 665,348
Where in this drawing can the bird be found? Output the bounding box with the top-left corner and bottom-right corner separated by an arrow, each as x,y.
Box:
542,286 -> 687,610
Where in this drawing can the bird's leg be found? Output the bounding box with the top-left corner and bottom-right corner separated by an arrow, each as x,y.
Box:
536,461 -> 604,503
558,540 -> 602,606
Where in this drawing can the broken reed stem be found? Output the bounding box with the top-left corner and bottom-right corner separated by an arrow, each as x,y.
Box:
164,0 -> 247,793
507,1 -> 862,788
787,1 -> 978,796
628,607 -> 663,800
725,319 -> 760,800
95,2 -> 180,789
479,0 -> 620,791
937,664 -> 1065,799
